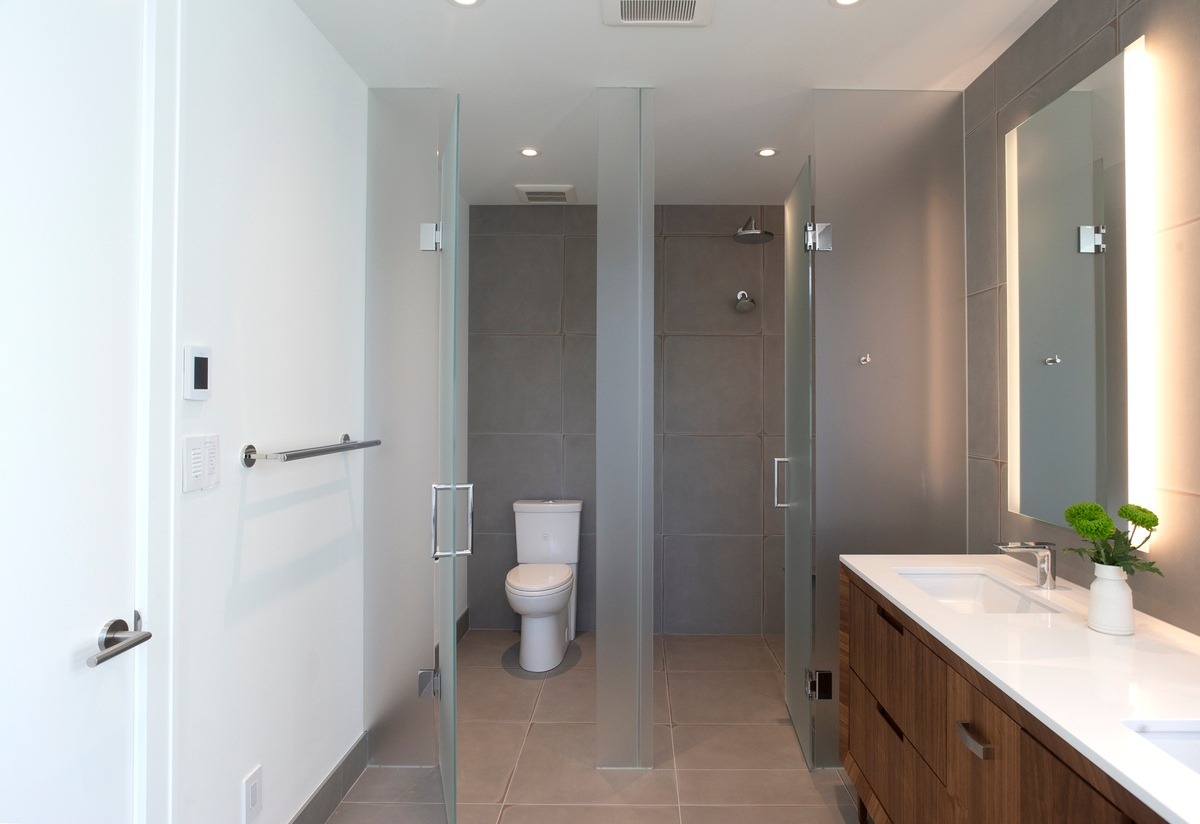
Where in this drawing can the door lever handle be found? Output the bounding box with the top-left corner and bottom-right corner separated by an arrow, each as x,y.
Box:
87,611 -> 152,668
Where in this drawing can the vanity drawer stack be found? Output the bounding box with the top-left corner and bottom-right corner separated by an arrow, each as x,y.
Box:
840,566 -> 1152,824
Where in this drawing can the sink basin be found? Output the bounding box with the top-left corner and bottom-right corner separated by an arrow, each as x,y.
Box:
1124,721 -> 1200,774
898,570 -> 1059,614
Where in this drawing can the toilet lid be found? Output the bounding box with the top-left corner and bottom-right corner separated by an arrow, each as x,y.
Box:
506,563 -> 572,593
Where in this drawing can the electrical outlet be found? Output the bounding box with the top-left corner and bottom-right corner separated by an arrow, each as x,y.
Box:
243,765 -> 262,824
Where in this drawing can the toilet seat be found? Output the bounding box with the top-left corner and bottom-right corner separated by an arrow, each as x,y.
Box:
505,563 -> 572,595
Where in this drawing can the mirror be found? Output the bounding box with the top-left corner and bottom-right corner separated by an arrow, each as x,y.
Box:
1005,44 -> 1140,527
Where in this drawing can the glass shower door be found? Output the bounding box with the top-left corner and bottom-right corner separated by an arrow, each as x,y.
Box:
434,94 -> 462,823
783,157 -> 817,767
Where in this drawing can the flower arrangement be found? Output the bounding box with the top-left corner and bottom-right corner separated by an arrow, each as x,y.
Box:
1062,502 -> 1163,576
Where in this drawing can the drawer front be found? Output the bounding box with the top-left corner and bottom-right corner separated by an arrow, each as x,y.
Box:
1019,733 -> 1132,824
849,671 -> 953,824
850,583 -> 948,779
946,669 -> 1021,824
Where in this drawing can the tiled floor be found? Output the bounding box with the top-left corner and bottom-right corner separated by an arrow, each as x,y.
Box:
327,632 -> 857,824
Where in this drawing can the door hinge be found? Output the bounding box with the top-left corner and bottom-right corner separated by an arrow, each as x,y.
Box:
804,222 -> 832,252
420,222 -> 443,252
806,669 -> 833,701
1078,225 -> 1106,254
418,645 -> 442,699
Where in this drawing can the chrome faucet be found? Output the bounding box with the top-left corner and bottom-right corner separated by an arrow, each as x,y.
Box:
994,542 -> 1057,590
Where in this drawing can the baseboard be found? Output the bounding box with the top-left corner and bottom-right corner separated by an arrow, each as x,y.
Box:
457,608 -> 470,642
289,733 -> 369,824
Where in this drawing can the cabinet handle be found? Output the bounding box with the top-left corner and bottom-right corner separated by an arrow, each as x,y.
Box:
956,721 -> 995,760
877,702 -> 905,742
876,604 -> 905,635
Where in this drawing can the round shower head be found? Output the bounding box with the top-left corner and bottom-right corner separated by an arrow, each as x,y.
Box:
733,216 -> 774,245
734,290 -> 757,312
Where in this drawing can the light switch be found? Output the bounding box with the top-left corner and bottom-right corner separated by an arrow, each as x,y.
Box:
183,435 -> 220,492
184,345 -> 212,400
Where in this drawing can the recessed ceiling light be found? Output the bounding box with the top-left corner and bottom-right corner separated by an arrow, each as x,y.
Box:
521,148 -> 539,157
829,0 -> 862,5
758,148 -> 777,157
447,0 -> 482,6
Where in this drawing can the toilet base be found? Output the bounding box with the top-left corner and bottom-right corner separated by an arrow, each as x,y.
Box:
518,610 -> 569,672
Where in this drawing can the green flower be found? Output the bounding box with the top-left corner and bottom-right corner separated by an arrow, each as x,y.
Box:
1064,502 -> 1116,542
1118,504 -> 1159,531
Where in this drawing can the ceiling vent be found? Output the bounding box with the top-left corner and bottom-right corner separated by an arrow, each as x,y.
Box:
602,0 -> 714,26
515,184 -> 578,204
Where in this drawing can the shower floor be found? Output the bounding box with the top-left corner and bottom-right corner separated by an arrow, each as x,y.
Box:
326,632 -> 856,824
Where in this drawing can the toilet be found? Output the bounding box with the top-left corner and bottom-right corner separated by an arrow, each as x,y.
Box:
504,499 -> 582,672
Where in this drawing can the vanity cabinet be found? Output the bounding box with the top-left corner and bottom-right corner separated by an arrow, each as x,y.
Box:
841,566 -> 1157,824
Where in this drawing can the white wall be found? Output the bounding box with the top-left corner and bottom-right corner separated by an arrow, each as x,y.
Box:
171,0 -> 367,820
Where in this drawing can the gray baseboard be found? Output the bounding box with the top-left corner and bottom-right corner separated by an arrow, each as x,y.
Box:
289,733 -> 369,824
457,608 -> 470,643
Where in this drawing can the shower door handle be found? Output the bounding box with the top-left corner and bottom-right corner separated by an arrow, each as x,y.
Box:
431,482 -> 474,559
773,457 -> 789,508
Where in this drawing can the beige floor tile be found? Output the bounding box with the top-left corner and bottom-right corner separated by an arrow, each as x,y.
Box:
654,636 -> 665,671
343,766 -> 444,804
500,805 -> 681,824
327,803 -> 446,824
458,667 -> 543,722
505,723 -> 677,805
457,804 -> 503,824
662,636 -> 777,672
764,633 -> 785,668
668,671 -> 789,725
558,630 -> 596,670
457,721 -> 529,803
654,672 -> 669,724
676,769 -> 846,806
458,631 -> 522,669
681,806 -> 856,824
671,725 -> 805,770
533,665 -> 595,722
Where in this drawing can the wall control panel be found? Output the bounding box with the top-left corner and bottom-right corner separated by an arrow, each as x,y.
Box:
184,345 -> 212,400
183,435 -> 220,492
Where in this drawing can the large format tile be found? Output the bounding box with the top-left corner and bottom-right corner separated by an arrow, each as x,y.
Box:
456,722 -> 530,803
562,435 -> 596,533
662,536 -> 763,635
468,434 -> 563,533
458,805 -> 503,824
563,235 -> 597,334
965,123 -> 999,295
505,724 -> 677,805
763,336 -> 784,436
662,635 -> 777,672
667,670 -> 788,725
762,235 -> 784,336
762,436 -> 784,534
662,205 -> 763,236
576,534 -> 596,632
500,806 -> 679,824
471,205 -> 564,235
671,725 -> 804,770
562,336 -> 596,434
662,237 -> 763,335
469,235 -> 564,333
662,435 -> 762,535
663,336 -> 762,435
676,768 -> 848,806
458,666 -> 544,722
762,536 -> 785,635
764,633 -> 785,668
968,459 -> 1002,555
458,630 -> 522,668
343,767 -> 444,804
532,665 -> 596,722
680,805 -> 855,824
468,335 -> 562,434
327,803 -> 447,824
466,534 -> 520,630
967,288 -> 1000,459
564,205 -> 597,236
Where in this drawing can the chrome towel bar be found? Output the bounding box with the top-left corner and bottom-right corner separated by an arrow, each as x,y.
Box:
242,434 -> 382,468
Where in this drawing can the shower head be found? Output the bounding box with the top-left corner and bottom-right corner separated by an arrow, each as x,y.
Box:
733,216 -> 774,245
734,290 -> 757,312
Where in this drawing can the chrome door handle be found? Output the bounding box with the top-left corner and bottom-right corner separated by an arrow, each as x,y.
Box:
87,611 -> 151,668
955,721 -> 995,760
431,482 -> 474,559
773,457 -> 789,508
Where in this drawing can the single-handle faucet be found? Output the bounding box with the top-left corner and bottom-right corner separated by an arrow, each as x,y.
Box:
994,542 -> 1057,590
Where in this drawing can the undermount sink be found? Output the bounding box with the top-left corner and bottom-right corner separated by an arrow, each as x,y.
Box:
897,570 -> 1060,614
1124,721 -> 1200,774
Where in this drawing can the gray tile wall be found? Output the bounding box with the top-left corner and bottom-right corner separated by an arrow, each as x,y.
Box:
468,204 -> 785,634
964,0 -> 1200,635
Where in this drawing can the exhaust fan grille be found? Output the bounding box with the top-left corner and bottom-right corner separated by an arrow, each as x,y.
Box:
602,0 -> 714,26
515,184 -> 578,204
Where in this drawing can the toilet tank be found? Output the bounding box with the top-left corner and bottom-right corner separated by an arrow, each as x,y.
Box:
513,499 -> 582,564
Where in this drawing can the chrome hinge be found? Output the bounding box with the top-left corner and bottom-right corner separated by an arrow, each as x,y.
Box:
806,669 -> 833,701
1078,225 -> 1106,254
804,222 -> 832,252
418,668 -> 441,699
420,222 -> 443,252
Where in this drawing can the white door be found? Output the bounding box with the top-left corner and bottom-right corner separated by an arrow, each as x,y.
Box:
0,3 -> 151,821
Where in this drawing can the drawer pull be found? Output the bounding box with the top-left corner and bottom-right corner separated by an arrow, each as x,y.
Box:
956,721 -> 995,760
876,604 -> 905,634
877,702 -> 905,741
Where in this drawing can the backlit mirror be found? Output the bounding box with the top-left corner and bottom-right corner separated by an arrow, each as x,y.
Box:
1005,39 -> 1148,527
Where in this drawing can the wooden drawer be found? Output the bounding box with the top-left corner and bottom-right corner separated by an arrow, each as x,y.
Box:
945,668 -> 1021,824
849,670 -> 954,824
1020,733 -> 1132,823
849,583 -> 948,779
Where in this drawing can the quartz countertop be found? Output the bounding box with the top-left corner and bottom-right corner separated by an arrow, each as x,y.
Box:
841,553 -> 1200,824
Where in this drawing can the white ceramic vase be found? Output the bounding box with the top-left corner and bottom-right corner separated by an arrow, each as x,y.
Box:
1088,563 -> 1134,635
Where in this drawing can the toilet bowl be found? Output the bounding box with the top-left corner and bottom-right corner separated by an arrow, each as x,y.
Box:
504,563 -> 573,672
506,499 -> 582,672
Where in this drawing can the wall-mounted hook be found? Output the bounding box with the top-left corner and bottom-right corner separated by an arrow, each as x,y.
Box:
859,354 -> 871,365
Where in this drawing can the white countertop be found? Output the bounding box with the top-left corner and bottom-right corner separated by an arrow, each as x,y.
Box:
841,554 -> 1200,824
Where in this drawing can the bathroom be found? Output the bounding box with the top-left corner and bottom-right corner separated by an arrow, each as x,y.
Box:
5,0 -> 1200,823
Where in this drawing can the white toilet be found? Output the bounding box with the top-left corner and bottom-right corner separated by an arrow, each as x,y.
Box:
504,499 -> 582,672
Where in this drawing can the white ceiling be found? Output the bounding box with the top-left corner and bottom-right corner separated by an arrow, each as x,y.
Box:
292,0 -> 1056,205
